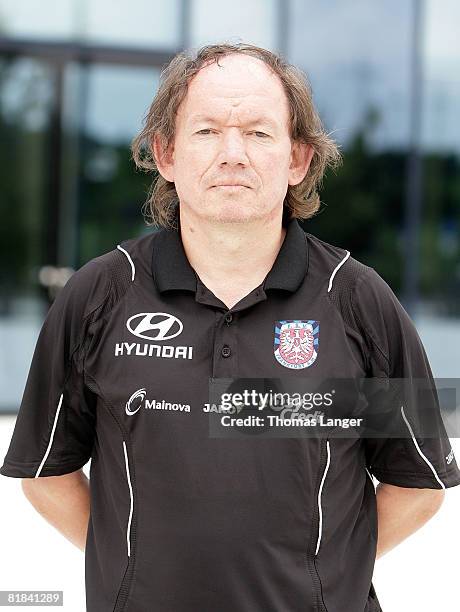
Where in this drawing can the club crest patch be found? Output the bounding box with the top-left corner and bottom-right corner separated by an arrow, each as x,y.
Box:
274,320 -> 319,369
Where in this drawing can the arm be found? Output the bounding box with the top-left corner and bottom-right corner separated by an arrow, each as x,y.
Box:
375,482 -> 445,559
21,469 -> 90,552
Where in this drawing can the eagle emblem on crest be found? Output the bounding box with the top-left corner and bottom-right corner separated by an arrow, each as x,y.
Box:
274,320 -> 319,369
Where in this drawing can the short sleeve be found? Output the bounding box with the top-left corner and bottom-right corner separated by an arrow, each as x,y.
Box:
353,266 -> 460,489
0,259 -> 111,479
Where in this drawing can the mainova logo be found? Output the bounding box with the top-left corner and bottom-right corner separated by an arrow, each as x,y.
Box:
115,312 -> 193,360
127,312 -> 183,341
125,388 -> 147,415
125,388 -> 191,416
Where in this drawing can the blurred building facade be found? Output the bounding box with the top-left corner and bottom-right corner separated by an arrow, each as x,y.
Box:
0,0 -> 459,411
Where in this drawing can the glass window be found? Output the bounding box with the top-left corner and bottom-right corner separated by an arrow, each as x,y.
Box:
70,63 -> 160,264
190,0 -> 278,50
0,57 -> 55,411
417,0 -> 460,376
84,0 -> 181,50
0,0 -> 75,40
288,0 -> 460,376
423,0 -> 460,153
289,0 -> 412,152
0,0 -> 181,50
83,64 -> 160,144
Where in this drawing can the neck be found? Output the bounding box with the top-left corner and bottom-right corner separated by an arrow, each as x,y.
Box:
178,206 -> 287,305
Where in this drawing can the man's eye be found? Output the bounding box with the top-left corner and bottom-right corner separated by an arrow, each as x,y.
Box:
196,129 -> 268,137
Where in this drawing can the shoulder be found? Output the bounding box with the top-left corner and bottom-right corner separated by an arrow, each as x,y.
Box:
305,231 -> 374,296
306,231 -> 403,334
55,230 -> 156,320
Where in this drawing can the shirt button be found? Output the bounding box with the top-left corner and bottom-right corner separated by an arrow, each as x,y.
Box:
225,313 -> 233,324
221,345 -> 231,358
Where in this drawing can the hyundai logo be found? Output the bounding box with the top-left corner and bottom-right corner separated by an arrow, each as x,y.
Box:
126,312 -> 183,341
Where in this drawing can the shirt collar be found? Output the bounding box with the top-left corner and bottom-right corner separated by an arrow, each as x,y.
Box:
151,206 -> 309,294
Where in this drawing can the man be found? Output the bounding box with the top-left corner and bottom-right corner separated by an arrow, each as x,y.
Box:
1,43 -> 459,612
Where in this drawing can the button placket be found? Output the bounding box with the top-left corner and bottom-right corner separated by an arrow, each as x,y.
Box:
212,311 -> 237,377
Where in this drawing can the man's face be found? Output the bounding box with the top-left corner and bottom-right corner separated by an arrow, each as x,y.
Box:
156,53 -> 312,225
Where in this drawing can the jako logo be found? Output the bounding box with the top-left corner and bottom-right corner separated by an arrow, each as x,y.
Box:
126,388 -> 147,415
126,312 -> 183,341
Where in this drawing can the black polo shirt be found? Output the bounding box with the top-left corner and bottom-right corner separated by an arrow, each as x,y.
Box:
2,207 -> 460,612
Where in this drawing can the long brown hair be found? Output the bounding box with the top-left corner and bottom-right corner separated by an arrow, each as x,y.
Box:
131,42 -> 342,229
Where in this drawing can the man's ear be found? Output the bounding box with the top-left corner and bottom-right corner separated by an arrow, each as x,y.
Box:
288,142 -> 314,186
152,133 -> 175,182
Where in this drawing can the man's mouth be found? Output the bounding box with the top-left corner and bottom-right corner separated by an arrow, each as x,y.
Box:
212,184 -> 249,189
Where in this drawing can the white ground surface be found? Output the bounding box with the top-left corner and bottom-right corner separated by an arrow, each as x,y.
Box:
0,417 -> 459,611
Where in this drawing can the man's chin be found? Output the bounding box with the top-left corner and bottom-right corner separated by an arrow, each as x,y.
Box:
206,210 -> 264,225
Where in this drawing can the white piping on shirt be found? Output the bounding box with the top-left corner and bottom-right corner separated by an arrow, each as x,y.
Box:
117,245 -> 136,282
327,251 -> 350,292
122,441 -> 134,557
35,393 -> 64,478
365,467 -> 375,485
400,405 -> 446,490
315,439 -> 331,556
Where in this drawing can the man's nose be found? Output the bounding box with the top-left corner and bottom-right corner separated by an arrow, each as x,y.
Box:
217,129 -> 249,165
